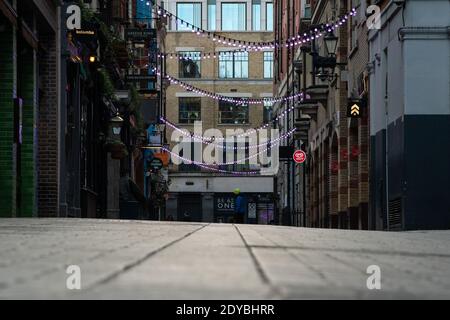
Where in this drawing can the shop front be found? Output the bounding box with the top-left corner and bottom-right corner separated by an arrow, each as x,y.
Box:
214,193 -> 275,224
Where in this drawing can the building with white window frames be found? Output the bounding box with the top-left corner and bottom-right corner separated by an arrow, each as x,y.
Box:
159,0 -> 276,223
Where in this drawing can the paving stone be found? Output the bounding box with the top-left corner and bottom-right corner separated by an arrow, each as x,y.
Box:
0,218 -> 449,299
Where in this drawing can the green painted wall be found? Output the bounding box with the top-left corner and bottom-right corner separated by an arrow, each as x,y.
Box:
18,49 -> 36,217
0,23 -> 36,217
0,24 -> 17,217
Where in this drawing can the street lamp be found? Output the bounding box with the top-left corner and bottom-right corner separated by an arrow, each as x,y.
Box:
110,114 -> 124,136
323,31 -> 338,57
311,31 -> 339,83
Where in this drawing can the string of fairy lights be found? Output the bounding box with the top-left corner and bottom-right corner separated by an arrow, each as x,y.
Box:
140,0 -> 356,50
160,101 -> 299,146
157,50 -> 249,61
164,117 -> 297,150
136,1 -> 355,173
153,5 -> 357,51
150,72 -> 303,172
162,128 -> 296,167
161,147 -> 261,175
154,70 -> 305,105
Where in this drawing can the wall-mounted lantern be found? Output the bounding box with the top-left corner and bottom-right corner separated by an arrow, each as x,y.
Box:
110,114 -> 124,136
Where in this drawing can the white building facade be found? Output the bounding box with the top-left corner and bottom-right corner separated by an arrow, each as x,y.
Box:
368,0 -> 450,230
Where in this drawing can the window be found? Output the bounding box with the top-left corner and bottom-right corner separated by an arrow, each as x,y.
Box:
266,2 -> 273,31
179,51 -> 201,78
351,25 -> 358,50
303,0 -> 311,18
263,51 -> 273,78
179,97 -> 201,123
252,2 -> 261,31
219,100 -> 249,124
263,99 -> 273,123
179,141 -> 201,171
220,139 -> 251,171
208,4 -> 216,30
221,3 -> 246,31
176,3 -> 202,30
219,51 -> 248,78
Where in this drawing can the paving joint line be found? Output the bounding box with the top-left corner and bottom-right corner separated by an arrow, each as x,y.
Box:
250,227 -> 335,286
233,225 -> 283,299
84,224 -> 210,291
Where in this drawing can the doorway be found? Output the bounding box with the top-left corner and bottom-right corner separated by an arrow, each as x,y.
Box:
178,194 -> 203,222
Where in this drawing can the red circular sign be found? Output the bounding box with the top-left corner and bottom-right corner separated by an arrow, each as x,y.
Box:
293,150 -> 307,164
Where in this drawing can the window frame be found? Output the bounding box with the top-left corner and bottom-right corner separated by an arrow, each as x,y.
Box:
207,4 -> 216,30
178,51 -> 202,78
221,2 -> 247,31
218,100 -> 249,124
265,2 -> 273,31
263,51 -> 274,79
252,3 -> 261,31
178,97 -> 202,124
218,51 -> 249,79
263,99 -> 273,123
176,2 -> 202,31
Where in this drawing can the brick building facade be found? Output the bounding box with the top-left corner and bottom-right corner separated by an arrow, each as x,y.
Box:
273,0 -> 304,225
273,0 -> 371,229
162,0 -> 276,222
346,0 -> 370,229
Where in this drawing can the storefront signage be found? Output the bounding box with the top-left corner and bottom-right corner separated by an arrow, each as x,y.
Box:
125,28 -> 156,40
149,158 -> 163,170
215,197 -> 235,212
248,203 -> 257,219
125,74 -> 157,82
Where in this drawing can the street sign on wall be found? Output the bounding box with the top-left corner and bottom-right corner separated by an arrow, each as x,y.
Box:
293,150 -> 307,164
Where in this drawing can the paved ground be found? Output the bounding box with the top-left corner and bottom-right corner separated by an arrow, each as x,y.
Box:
0,218 -> 449,299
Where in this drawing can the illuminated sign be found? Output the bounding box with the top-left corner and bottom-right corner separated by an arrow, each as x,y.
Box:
347,99 -> 365,118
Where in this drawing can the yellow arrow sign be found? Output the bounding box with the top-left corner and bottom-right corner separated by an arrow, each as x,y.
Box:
350,104 -> 360,116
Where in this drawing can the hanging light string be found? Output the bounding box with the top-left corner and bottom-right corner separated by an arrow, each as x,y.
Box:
165,128 -> 294,166
164,117 -> 297,150
156,71 -> 304,105
131,50 -> 247,62
160,100 -> 299,146
163,127 -> 296,168
162,147 -> 261,175
157,49 -> 249,61
154,5 -> 356,51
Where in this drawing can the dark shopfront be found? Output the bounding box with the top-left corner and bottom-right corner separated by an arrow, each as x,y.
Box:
214,193 -> 275,224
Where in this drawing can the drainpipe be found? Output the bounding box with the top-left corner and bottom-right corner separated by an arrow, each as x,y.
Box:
385,90 -> 389,231
290,0 -> 295,226
58,2 -> 68,217
286,0 -> 292,226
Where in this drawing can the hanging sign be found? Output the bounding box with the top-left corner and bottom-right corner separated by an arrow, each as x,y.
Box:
125,28 -> 156,40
